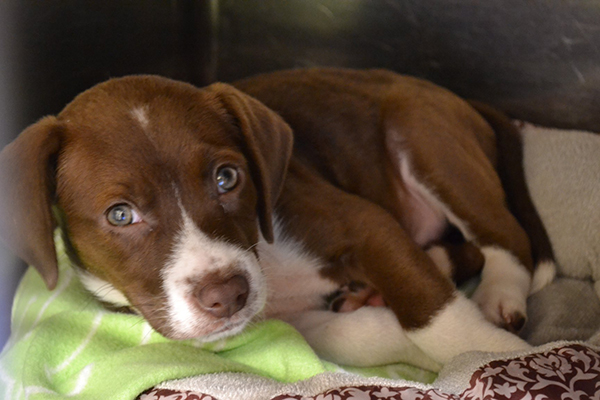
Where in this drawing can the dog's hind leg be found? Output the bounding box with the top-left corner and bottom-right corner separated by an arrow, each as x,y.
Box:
383,100 -> 534,333
284,307 -> 442,370
277,160 -> 529,363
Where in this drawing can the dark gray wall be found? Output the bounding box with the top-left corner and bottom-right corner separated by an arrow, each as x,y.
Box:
217,0 -> 600,130
0,0 -> 20,351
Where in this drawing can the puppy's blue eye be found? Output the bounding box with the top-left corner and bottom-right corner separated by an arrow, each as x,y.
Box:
107,205 -> 138,226
216,166 -> 239,193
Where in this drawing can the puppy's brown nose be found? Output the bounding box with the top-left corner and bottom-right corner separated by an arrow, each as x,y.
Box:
195,274 -> 249,318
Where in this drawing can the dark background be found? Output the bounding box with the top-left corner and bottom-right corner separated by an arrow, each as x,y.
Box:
1,0 -> 599,348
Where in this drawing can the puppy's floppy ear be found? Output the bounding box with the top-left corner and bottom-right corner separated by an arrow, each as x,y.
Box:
208,83 -> 293,243
0,116 -> 62,290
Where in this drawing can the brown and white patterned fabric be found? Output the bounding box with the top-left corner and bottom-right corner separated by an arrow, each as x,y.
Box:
138,343 -> 600,400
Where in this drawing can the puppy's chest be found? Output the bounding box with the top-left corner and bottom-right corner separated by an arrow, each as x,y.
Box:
257,235 -> 339,318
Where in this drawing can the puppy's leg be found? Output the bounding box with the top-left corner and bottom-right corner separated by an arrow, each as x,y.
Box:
285,307 -> 441,370
330,241 -> 483,312
384,106 -> 534,332
278,161 -> 529,363
470,247 -> 531,332
290,299 -> 526,367
405,293 -> 530,361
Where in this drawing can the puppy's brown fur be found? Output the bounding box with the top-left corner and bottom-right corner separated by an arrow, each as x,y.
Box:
234,68 -> 551,331
0,69 -> 552,363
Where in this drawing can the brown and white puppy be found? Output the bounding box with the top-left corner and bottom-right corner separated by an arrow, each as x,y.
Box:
0,70 -> 552,365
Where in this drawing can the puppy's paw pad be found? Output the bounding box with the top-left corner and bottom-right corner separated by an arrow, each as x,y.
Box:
501,309 -> 526,333
328,282 -> 385,313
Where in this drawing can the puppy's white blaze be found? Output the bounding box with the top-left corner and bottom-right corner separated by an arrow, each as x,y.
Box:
78,272 -> 130,307
130,106 -> 149,129
162,210 -> 266,341
398,155 -> 474,244
407,294 -> 530,363
530,260 -> 557,294
426,245 -> 453,278
472,247 -> 531,326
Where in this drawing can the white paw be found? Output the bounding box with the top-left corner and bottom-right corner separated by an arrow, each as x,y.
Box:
472,247 -> 531,332
407,294 -> 530,363
472,282 -> 527,332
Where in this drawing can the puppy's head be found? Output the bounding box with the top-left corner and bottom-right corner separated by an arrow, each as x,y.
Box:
0,76 -> 293,341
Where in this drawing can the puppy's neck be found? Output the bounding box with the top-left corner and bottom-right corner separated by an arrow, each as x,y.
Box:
257,217 -> 339,319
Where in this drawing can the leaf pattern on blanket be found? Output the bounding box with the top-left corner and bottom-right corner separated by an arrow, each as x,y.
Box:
142,386 -> 458,400
463,344 -> 600,400
139,388 -> 215,400
272,386 -> 457,399
139,344 -> 600,400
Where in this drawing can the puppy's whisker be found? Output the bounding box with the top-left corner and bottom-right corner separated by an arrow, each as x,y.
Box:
92,284 -> 118,297
245,242 -> 260,253
140,327 -> 155,343
127,317 -> 147,331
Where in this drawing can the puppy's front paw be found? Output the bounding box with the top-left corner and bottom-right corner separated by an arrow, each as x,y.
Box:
328,281 -> 385,312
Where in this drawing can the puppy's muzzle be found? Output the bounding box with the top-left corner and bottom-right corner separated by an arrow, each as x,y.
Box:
195,274 -> 250,319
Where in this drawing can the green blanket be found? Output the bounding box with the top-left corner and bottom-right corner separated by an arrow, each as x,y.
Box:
0,234 -> 436,400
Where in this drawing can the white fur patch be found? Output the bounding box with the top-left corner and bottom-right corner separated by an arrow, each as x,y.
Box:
130,106 -> 149,129
286,307 -> 442,371
398,155 -> 474,245
161,209 -> 266,341
471,246 -> 531,327
407,294 -> 530,363
78,272 -> 130,307
258,219 -> 338,318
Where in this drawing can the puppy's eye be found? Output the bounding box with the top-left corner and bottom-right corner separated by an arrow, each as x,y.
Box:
106,204 -> 140,226
215,166 -> 239,193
